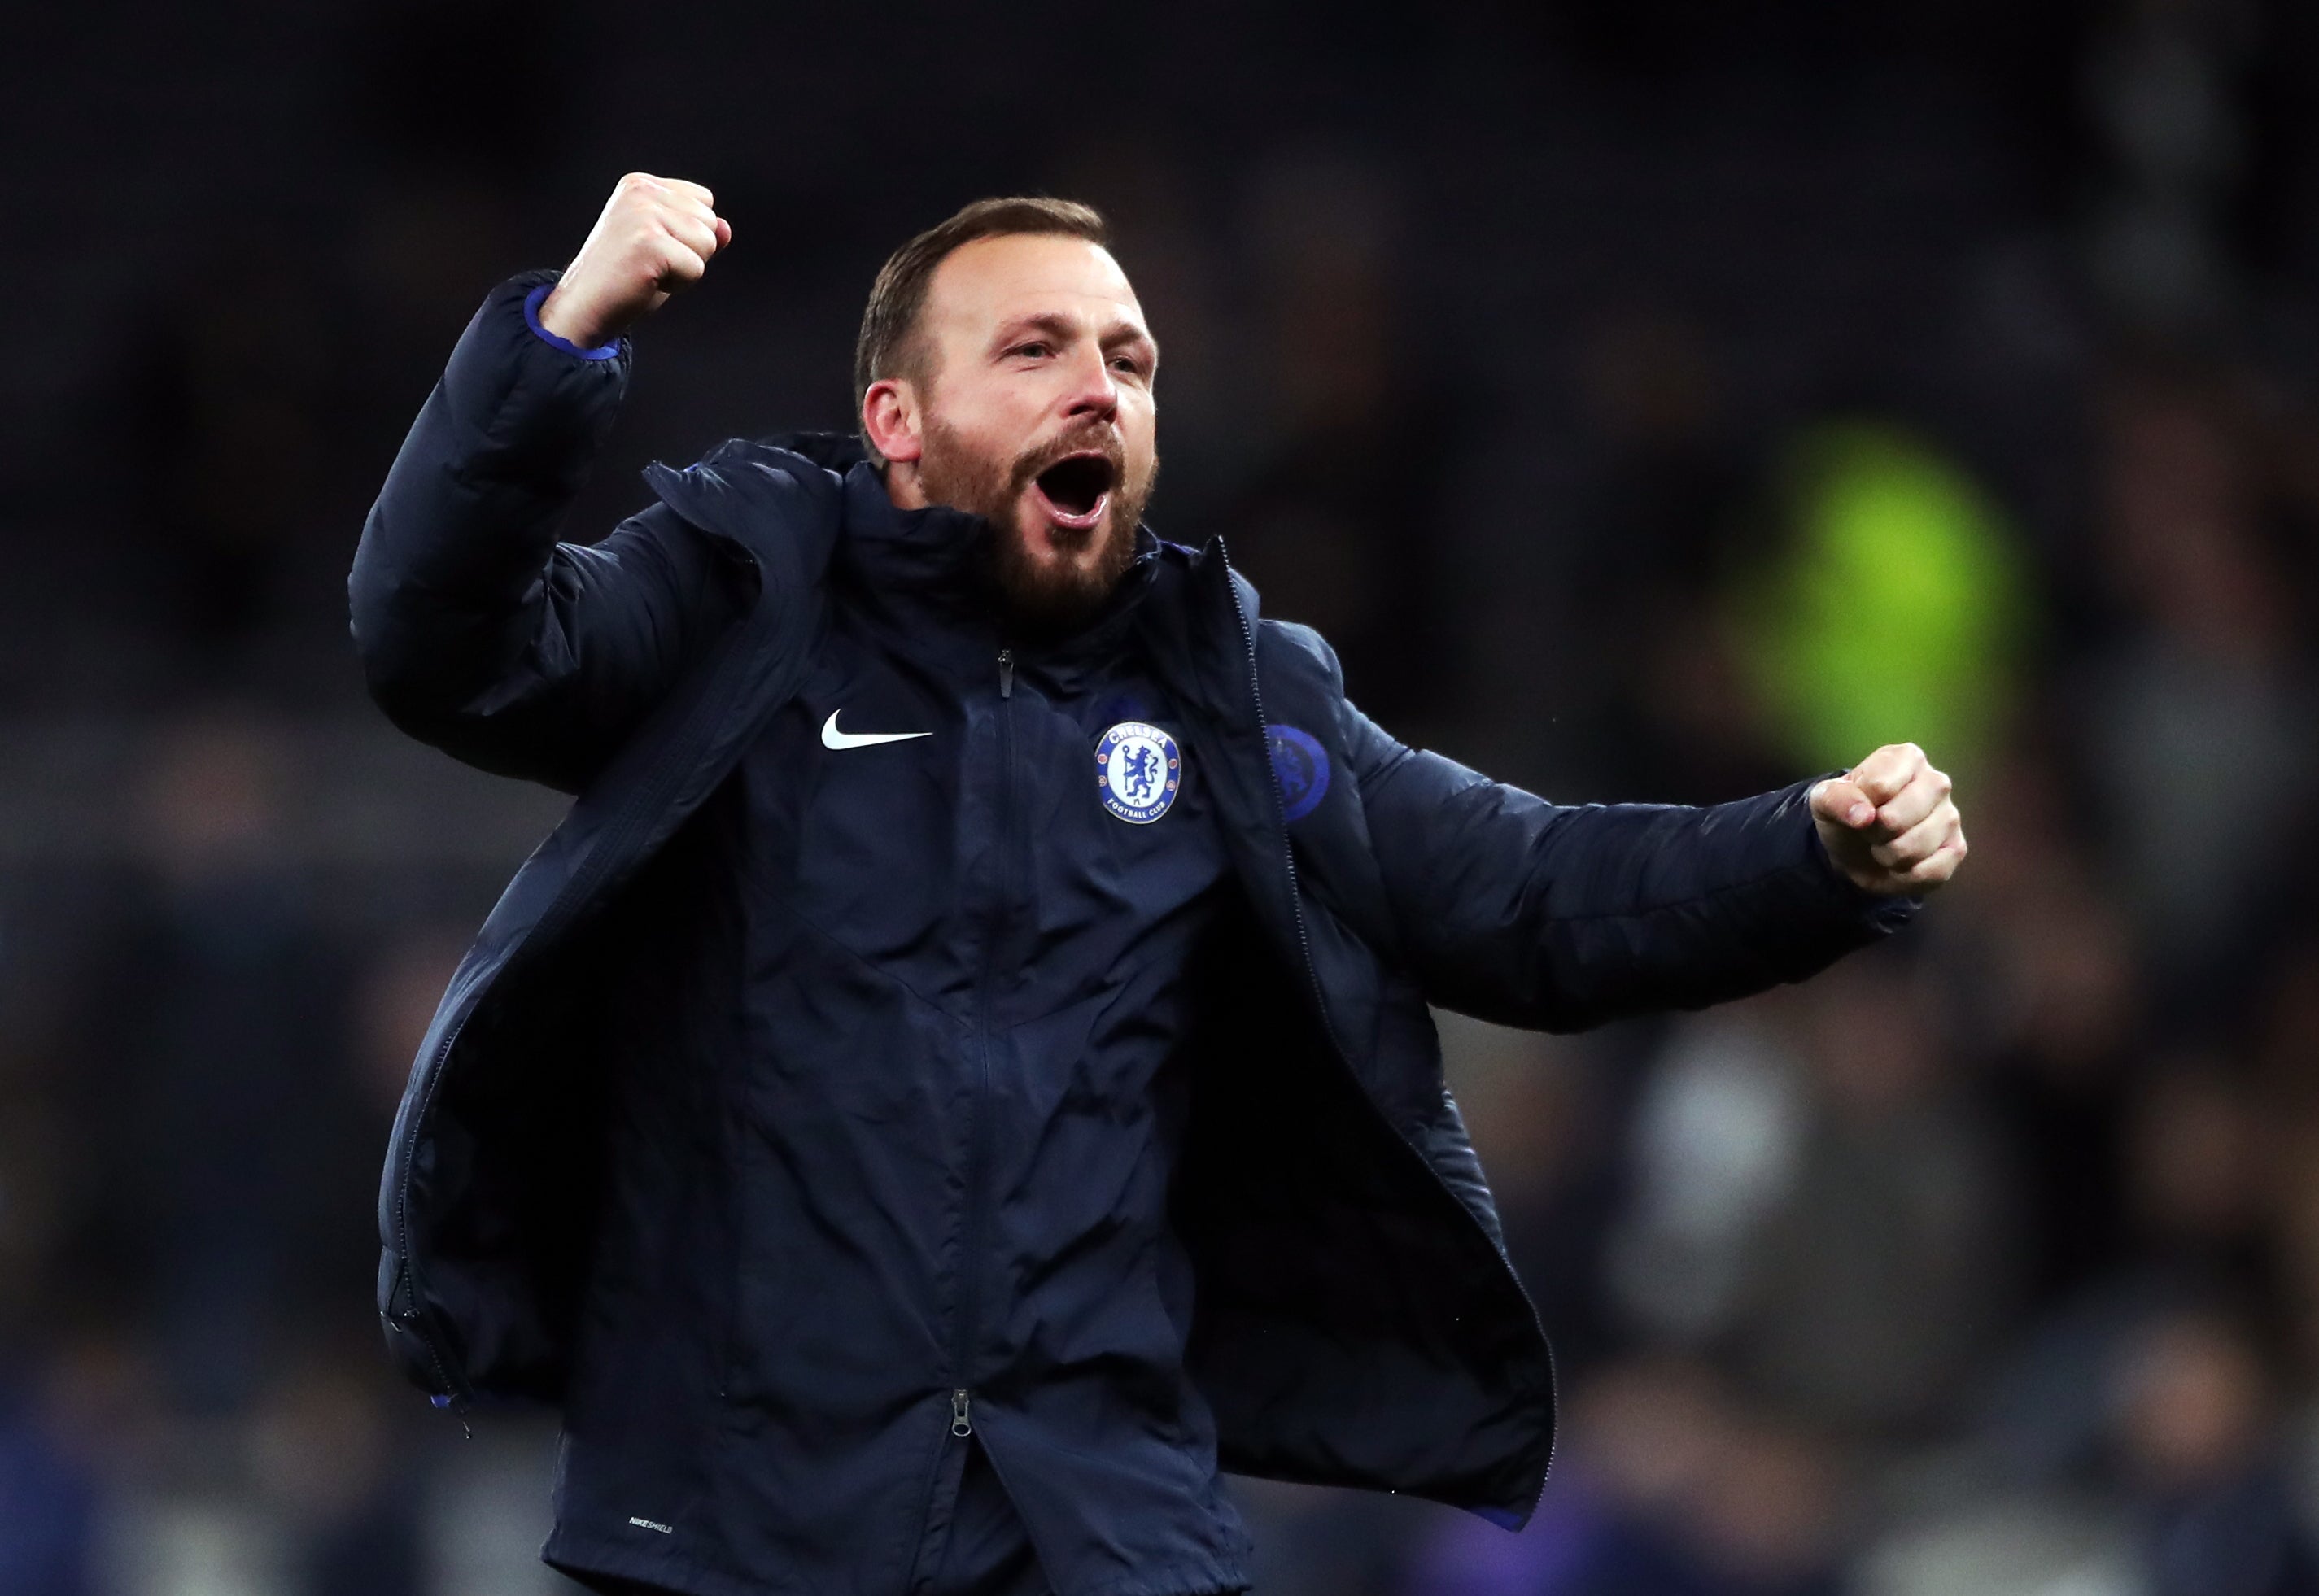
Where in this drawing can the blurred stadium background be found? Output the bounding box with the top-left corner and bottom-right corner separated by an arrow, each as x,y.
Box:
5,2 -> 2319,1593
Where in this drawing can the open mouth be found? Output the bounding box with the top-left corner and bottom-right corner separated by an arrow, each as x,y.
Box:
1029,451 -> 1116,531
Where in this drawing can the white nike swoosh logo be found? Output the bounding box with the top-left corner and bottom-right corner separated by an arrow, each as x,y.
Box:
821,710 -> 932,750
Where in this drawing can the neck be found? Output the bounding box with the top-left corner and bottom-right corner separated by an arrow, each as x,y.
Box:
879,459 -> 931,512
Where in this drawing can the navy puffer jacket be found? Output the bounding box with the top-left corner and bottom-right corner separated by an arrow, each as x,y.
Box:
350,271 -> 1915,1596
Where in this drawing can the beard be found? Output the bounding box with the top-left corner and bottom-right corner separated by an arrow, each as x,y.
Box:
916,413 -> 1158,636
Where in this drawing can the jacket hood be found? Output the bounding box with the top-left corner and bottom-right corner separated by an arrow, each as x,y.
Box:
755,428 -> 869,473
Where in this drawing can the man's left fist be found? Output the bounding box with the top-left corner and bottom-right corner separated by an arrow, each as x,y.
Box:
1810,743 -> 1966,896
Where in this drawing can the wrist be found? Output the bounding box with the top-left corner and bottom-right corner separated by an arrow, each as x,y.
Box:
536,281 -> 607,345
522,281 -> 622,361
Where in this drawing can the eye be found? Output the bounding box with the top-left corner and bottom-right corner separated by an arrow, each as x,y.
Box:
1011,341 -> 1051,360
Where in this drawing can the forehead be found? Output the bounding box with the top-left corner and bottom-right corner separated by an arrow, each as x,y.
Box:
921,233 -> 1146,342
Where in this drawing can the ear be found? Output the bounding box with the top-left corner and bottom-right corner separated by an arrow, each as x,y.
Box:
862,377 -> 924,465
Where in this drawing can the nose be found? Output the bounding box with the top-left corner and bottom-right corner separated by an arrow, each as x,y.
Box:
1061,342 -> 1119,424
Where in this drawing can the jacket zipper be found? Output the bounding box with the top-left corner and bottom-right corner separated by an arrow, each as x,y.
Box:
950,643 -> 1015,1437
391,560 -> 767,1416
1213,539 -> 1560,1513
909,645 -> 1011,1588
1215,560 -> 1346,1075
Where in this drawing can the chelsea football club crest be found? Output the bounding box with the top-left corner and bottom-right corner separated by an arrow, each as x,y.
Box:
1095,722 -> 1182,823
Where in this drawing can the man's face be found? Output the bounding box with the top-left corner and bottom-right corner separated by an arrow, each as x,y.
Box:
873,233 -> 1160,630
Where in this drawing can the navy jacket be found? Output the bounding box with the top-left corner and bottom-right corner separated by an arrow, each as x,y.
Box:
349,272 -> 1915,1596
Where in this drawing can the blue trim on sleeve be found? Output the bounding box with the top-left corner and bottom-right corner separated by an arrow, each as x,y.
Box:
522,281 -> 622,360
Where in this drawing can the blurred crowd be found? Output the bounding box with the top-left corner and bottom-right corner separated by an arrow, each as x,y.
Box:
5,2 -> 2319,1593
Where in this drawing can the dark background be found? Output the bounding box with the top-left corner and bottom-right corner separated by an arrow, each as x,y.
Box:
5,2 -> 2319,1593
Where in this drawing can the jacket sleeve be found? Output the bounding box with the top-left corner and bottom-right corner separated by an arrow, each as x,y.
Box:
1343,692 -> 1918,1033
347,270 -> 743,793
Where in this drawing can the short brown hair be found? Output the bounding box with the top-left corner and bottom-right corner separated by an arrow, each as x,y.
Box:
854,196 -> 1110,456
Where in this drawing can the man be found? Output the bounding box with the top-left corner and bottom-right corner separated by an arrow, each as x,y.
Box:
350,175 -> 1963,1596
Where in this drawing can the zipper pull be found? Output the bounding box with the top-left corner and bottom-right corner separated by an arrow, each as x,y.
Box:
951,1388 -> 973,1437
430,1390 -> 474,1439
998,648 -> 1015,700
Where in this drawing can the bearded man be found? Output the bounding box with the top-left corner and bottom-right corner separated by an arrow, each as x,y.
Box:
349,175 -> 1965,1596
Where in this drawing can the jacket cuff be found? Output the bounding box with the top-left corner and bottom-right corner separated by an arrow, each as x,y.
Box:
445,271 -> 631,434
522,279 -> 623,360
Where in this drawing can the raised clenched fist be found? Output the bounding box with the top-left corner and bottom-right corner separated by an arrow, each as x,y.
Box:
535,172 -> 731,350
1810,742 -> 1967,896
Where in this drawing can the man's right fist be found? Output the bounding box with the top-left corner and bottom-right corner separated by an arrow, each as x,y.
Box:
535,173 -> 731,349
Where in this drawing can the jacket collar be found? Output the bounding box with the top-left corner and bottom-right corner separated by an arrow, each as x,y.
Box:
831,456 -> 1164,680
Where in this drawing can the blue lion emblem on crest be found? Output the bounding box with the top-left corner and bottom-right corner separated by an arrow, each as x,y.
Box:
1121,744 -> 1161,803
